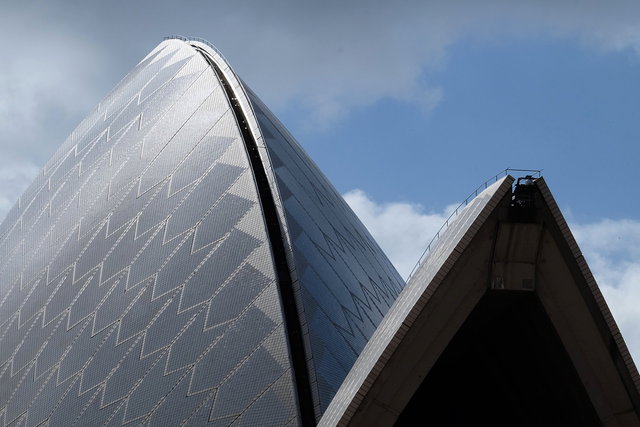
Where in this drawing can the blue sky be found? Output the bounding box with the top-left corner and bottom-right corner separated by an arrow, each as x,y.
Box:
1,1 -> 639,360
297,37 -> 640,221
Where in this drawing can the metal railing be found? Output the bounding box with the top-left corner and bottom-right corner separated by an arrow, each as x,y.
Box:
163,35 -> 233,68
405,168 -> 542,282
164,35 -> 259,124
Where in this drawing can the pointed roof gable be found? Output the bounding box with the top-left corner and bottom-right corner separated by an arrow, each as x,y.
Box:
320,176 -> 640,426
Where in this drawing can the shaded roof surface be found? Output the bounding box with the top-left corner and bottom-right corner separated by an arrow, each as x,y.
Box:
245,88 -> 404,416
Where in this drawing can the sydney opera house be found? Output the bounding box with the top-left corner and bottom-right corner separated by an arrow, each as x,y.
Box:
0,37 -> 639,426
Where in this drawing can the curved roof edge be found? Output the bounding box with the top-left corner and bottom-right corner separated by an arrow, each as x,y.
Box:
163,36 -> 295,266
165,36 -> 316,424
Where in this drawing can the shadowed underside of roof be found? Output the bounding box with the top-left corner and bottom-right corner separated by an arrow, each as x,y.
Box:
321,176 -> 640,427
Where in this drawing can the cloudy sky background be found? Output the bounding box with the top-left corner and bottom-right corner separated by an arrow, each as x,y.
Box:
1,1 -> 639,360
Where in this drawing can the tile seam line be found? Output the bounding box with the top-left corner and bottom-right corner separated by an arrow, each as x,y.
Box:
190,43 -> 316,426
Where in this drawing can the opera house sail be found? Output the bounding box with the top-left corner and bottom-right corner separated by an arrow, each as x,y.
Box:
0,38 -> 403,426
321,177 -> 640,426
1,37 -> 639,426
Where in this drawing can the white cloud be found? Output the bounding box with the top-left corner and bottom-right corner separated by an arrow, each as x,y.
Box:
4,0 -> 640,138
0,7 -> 109,165
572,219 -> 640,363
343,189 -> 457,279
215,0 -> 640,127
345,189 -> 640,364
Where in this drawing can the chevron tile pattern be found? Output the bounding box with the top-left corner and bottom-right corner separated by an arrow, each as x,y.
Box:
245,91 -> 405,416
0,40 -> 299,426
